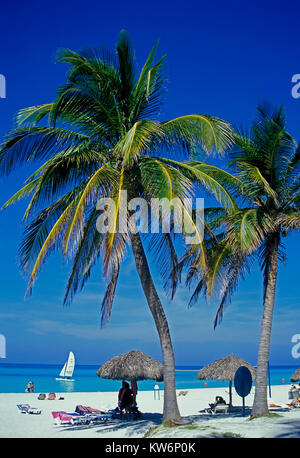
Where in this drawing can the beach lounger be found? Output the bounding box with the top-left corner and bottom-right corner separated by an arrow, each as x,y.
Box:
268,398 -> 291,410
17,404 -> 41,414
52,410 -> 113,426
214,404 -> 229,414
205,403 -> 229,415
51,411 -> 85,425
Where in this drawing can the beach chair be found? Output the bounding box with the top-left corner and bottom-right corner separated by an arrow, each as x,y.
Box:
52,409 -> 113,426
51,411 -> 85,425
74,406 -> 113,423
17,404 -> 41,414
205,402 -> 229,415
214,404 -> 229,414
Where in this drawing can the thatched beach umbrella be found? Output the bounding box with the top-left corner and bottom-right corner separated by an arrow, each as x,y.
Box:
197,354 -> 256,409
291,368 -> 300,382
96,350 -> 163,396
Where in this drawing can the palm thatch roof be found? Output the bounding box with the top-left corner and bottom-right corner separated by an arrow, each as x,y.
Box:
96,350 -> 163,382
197,354 -> 256,381
291,368 -> 300,382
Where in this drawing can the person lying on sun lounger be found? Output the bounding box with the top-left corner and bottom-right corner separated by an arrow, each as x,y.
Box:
287,399 -> 300,408
208,396 -> 227,412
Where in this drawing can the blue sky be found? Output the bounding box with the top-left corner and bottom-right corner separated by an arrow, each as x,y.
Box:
0,0 -> 299,366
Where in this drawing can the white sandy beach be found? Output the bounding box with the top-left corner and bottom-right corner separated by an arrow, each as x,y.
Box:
0,385 -> 300,438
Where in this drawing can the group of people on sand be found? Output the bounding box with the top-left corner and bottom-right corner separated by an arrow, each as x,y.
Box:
25,381 -> 34,392
288,384 -> 300,407
289,384 -> 300,392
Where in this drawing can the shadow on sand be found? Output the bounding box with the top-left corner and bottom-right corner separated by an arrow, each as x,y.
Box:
56,412 -> 163,435
273,416 -> 300,438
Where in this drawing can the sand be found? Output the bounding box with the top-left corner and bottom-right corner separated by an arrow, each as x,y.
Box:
0,385 -> 299,438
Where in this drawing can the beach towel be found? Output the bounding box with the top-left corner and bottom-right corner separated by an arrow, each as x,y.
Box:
86,406 -> 106,413
51,411 -> 84,425
75,405 -> 106,415
75,405 -> 91,415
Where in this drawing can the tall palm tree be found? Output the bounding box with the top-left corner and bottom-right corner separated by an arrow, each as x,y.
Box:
0,31 -> 233,421
182,105 -> 300,417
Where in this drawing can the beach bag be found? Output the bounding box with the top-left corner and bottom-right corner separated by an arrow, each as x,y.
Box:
38,393 -> 46,400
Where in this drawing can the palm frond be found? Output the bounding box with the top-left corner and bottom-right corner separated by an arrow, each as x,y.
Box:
161,114 -> 233,155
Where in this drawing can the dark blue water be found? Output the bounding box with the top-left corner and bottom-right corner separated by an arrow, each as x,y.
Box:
0,363 -> 298,393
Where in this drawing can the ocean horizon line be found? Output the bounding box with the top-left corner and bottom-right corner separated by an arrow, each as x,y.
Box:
0,362 -> 299,370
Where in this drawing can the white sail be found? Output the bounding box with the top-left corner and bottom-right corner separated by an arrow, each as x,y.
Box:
58,352 -> 75,378
59,362 -> 67,377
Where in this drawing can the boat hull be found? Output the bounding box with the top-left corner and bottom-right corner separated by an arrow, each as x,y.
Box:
55,378 -> 75,382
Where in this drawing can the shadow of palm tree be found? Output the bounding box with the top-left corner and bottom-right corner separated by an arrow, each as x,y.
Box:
56,412 -> 163,435
273,417 -> 300,438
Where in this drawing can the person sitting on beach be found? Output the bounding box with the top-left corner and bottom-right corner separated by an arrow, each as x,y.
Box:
288,399 -> 300,408
208,396 -> 227,411
215,396 -> 226,405
118,381 -> 133,419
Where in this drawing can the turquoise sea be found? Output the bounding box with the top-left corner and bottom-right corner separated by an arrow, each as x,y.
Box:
0,363 -> 298,394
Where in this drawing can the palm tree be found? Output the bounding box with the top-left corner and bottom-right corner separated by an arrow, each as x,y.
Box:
0,31 -> 233,421
182,105 -> 300,417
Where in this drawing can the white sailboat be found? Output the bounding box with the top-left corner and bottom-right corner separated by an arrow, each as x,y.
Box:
56,351 -> 75,381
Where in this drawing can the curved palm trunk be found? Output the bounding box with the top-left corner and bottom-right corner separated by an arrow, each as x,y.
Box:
251,234 -> 280,418
129,231 -> 181,422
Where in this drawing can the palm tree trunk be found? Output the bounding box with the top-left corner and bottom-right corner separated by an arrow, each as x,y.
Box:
251,234 -> 280,418
129,231 -> 181,422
